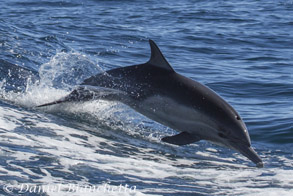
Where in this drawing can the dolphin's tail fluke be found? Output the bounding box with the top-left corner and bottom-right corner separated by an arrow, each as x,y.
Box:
36,98 -> 70,107
36,86 -> 126,108
36,88 -> 87,108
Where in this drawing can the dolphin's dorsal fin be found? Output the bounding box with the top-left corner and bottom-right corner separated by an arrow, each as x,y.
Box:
147,40 -> 174,72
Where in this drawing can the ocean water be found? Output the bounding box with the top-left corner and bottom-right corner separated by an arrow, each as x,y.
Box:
0,0 -> 293,195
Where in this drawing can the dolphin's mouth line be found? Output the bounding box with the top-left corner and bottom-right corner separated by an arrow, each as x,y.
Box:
229,141 -> 263,168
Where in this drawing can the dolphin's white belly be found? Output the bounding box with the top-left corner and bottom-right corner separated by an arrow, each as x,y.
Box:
131,95 -> 218,138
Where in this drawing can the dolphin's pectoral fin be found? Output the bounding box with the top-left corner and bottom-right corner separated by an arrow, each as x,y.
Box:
162,132 -> 200,146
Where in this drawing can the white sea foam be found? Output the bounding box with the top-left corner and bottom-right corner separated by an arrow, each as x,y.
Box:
1,105 -> 292,195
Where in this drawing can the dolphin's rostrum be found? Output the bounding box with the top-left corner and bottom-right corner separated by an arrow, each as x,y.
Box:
38,40 -> 263,168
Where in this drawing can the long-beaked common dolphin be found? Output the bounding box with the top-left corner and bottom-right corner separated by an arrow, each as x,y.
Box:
37,40 -> 263,167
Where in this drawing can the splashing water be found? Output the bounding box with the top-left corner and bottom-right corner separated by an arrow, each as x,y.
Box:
0,52 -> 101,107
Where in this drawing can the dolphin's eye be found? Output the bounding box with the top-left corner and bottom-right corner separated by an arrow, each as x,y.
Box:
218,133 -> 227,138
235,116 -> 241,120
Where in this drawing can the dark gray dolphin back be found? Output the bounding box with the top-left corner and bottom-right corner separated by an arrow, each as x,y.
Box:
77,40 -> 243,127
82,40 -> 176,99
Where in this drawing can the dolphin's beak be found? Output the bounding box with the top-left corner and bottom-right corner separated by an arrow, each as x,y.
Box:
229,142 -> 263,168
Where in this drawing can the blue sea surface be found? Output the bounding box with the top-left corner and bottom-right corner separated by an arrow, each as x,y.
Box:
0,0 -> 292,195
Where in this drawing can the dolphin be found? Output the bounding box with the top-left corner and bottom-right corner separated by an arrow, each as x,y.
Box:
37,40 -> 263,167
